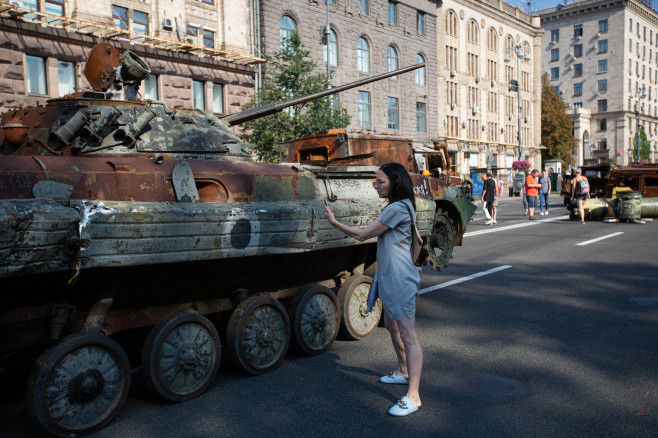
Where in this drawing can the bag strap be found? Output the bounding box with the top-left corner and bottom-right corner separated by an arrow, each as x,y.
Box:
401,201 -> 422,246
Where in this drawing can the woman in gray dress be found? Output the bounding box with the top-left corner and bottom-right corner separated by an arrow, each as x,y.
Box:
324,162 -> 423,417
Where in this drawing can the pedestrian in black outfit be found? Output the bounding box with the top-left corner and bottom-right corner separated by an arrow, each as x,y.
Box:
482,170 -> 496,225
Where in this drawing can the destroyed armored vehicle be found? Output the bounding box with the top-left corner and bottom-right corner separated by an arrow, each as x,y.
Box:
0,44 -> 475,436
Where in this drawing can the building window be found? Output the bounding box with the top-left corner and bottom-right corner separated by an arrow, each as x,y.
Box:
488,28 -> 498,52
58,60 -> 75,96
417,12 -> 425,35
202,0 -> 214,3
45,0 -> 64,23
598,39 -> 608,53
416,53 -> 425,86
574,63 -> 583,77
26,55 -> 47,95
358,0 -> 368,15
598,59 -> 608,73
574,24 -> 583,38
551,67 -> 559,80
574,44 -> 582,58
599,19 -> 608,33
446,11 -> 457,37
574,82 -> 582,96
358,91 -> 371,126
213,83 -> 224,113
551,29 -> 559,42
598,79 -> 607,92
203,29 -> 215,48
144,74 -> 158,100
280,15 -> 297,52
357,37 -> 370,73
323,28 -> 338,67
23,0 -> 38,20
574,102 -> 583,108
133,11 -> 148,35
112,5 -> 128,30
416,102 -> 426,133
599,138 -> 607,149
600,119 -> 607,131
387,45 -> 399,78
551,48 -> 559,61
598,99 -> 607,112
388,1 -> 397,26
468,20 -> 478,44
387,97 -> 399,130
193,80 -> 205,110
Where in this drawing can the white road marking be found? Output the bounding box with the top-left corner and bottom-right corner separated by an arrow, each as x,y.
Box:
576,232 -> 624,246
464,215 -> 570,237
419,265 -> 512,295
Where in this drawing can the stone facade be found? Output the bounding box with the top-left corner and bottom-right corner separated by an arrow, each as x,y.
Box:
0,0 -> 257,117
258,0 -> 439,150
539,0 -> 658,165
437,0 -> 543,181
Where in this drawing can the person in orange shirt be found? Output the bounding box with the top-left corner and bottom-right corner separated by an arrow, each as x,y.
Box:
525,169 -> 541,220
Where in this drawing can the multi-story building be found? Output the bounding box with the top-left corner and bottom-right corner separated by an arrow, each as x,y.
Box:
539,0 -> 658,166
0,1 -> 262,116
436,0 -> 543,180
258,0 -> 438,151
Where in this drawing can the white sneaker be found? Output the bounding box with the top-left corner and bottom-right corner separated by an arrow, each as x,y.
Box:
485,220 -> 493,225
545,210 -> 549,215
493,220 -> 497,224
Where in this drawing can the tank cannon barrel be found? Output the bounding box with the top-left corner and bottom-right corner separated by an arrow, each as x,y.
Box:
221,63 -> 425,126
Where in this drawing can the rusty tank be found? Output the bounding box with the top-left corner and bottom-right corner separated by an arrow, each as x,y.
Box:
0,43 -> 475,436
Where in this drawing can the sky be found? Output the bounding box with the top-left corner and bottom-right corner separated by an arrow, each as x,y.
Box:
523,0 -> 657,14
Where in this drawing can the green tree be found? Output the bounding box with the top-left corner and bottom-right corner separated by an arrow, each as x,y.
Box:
240,32 -> 351,162
632,127 -> 650,161
540,76 -> 577,166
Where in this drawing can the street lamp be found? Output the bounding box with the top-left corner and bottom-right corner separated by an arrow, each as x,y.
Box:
633,84 -> 647,162
505,44 -> 531,162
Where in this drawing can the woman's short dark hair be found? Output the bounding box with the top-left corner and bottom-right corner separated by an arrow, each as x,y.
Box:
379,162 -> 416,210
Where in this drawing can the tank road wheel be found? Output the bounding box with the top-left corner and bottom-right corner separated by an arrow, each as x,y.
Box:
429,212 -> 455,271
26,333 -> 130,437
141,312 -> 220,402
227,295 -> 290,375
337,275 -> 381,340
287,285 -> 340,355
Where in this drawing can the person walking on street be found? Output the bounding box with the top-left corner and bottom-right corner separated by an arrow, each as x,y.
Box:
481,170 -> 495,225
570,168 -> 590,224
538,169 -> 551,215
525,169 -> 541,220
521,170 -> 529,215
324,162 -> 423,416
492,175 -> 500,224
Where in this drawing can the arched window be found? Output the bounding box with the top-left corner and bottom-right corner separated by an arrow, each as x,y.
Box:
506,35 -> 515,52
387,45 -> 399,78
357,37 -> 370,73
446,11 -> 457,36
323,28 -> 338,67
416,53 -> 426,86
468,20 -> 479,45
280,15 -> 297,52
488,28 -> 498,52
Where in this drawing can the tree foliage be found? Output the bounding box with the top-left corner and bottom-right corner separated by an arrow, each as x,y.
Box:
632,127 -> 650,161
540,76 -> 577,166
240,32 -> 351,162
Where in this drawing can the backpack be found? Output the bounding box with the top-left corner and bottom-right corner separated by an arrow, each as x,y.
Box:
576,177 -> 590,195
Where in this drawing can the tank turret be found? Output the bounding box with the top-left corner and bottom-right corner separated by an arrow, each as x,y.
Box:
1,44 -> 424,161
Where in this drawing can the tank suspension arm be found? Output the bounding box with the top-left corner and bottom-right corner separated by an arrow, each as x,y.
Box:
221,63 -> 425,126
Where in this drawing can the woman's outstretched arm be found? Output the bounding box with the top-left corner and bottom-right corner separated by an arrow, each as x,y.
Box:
324,205 -> 389,242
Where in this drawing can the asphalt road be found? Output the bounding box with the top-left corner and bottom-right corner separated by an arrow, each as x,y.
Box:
2,195 -> 657,437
